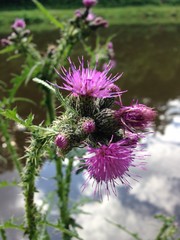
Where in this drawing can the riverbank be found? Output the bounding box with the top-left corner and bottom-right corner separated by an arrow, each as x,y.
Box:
0,5 -> 180,33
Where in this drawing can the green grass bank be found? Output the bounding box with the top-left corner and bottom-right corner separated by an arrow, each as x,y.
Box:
0,5 -> 180,33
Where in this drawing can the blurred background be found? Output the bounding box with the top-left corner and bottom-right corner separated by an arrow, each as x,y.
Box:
0,0 -> 180,239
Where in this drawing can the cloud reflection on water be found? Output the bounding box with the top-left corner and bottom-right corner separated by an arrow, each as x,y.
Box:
75,99 -> 180,240
0,99 -> 180,240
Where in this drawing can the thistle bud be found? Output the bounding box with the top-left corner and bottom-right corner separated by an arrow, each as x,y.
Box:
1,38 -> 12,47
11,19 -> 26,30
89,17 -> 108,30
82,0 -> 97,8
69,95 -> 97,118
55,134 -> 68,150
75,9 -> 83,18
82,118 -> 96,134
115,103 -> 156,131
95,108 -> 119,135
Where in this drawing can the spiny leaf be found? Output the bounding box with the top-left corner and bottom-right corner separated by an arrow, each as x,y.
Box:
7,53 -> 21,61
44,221 -> 83,240
155,214 -> 179,240
0,108 -> 25,125
33,78 -> 56,93
13,97 -> 36,105
0,218 -> 24,231
0,180 -> 19,189
106,219 -> 142,240
25,62 -> 42,85
9,64 -> 33,100
0,108 -> 34,129
71,197 -> 96,215
25,113 -> 34,126
32,0 -> 64,30
0,45 -> 15,55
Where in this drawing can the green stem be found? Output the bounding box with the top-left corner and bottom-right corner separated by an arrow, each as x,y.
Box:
23,159 -> 38,239
22,138 -> 43,240
64,157 -> 73,213
62,157 -> 73,240
43,87 -> 56,124
155,223 -> 170,240
0,229 -> 7,240
55,152 -> 74,240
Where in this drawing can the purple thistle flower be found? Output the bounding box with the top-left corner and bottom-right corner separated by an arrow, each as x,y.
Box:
75,9 -> 83,18
55,134 -> 68,149
83,135 -> 143,197
12,19 -> 26,30
55,58 -> 123,98
86,12 -> 95,22
115,103 -> 156,131
82,0 -> 97,8
90,17 -> 109,29
107,42 -> 113,50
82,119 -> 96,134
1,38 -> 11,47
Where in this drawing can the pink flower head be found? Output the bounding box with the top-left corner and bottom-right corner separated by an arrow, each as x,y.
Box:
83,135 -> 142,197
82,119 -> 96,134
1,38 -> 11,47
115,103 -> 156,131
107,42 -> 113,50
75,9 -> 83,18
55,58 -> 123,98
12,19 -> 26,29
86,12 -> 95,22
90,17 -> 109,29
82,0 -> 97,8
55,134 -> 68,149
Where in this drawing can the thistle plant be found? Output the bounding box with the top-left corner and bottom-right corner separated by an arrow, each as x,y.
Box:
28,57 -> 155,237
0,1 -> 158,240
0,0 -> 109,124
0,0 -> 110,171
0,55 -> 156,239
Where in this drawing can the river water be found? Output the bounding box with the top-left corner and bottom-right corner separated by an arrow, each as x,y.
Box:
0,25 -> 180,240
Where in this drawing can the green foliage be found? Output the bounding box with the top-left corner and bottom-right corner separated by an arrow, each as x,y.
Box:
0,1 -> 170,240
155,215 -> 180,240
107,214 -> 180,240
0,1 -> 113,239
0,217 -> 24,231
0,229 -> 7,240
45,221 -> 83,240
0,180 -> 18,189
32,0 -> 64,29
106,218 -> 142,240
0,108 -> 34,129
0,45 -> 16,54
32,78 -> 56,93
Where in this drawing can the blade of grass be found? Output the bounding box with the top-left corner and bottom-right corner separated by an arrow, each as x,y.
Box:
32,0 -> 64,30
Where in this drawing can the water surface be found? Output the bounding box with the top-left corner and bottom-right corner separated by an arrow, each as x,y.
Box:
0,25 -> 180,240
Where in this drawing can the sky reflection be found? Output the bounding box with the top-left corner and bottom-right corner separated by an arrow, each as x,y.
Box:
1,98 -> 180,239
74,99 -> 180,239
0,99 -> 180,240
1,23 -> 180,239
